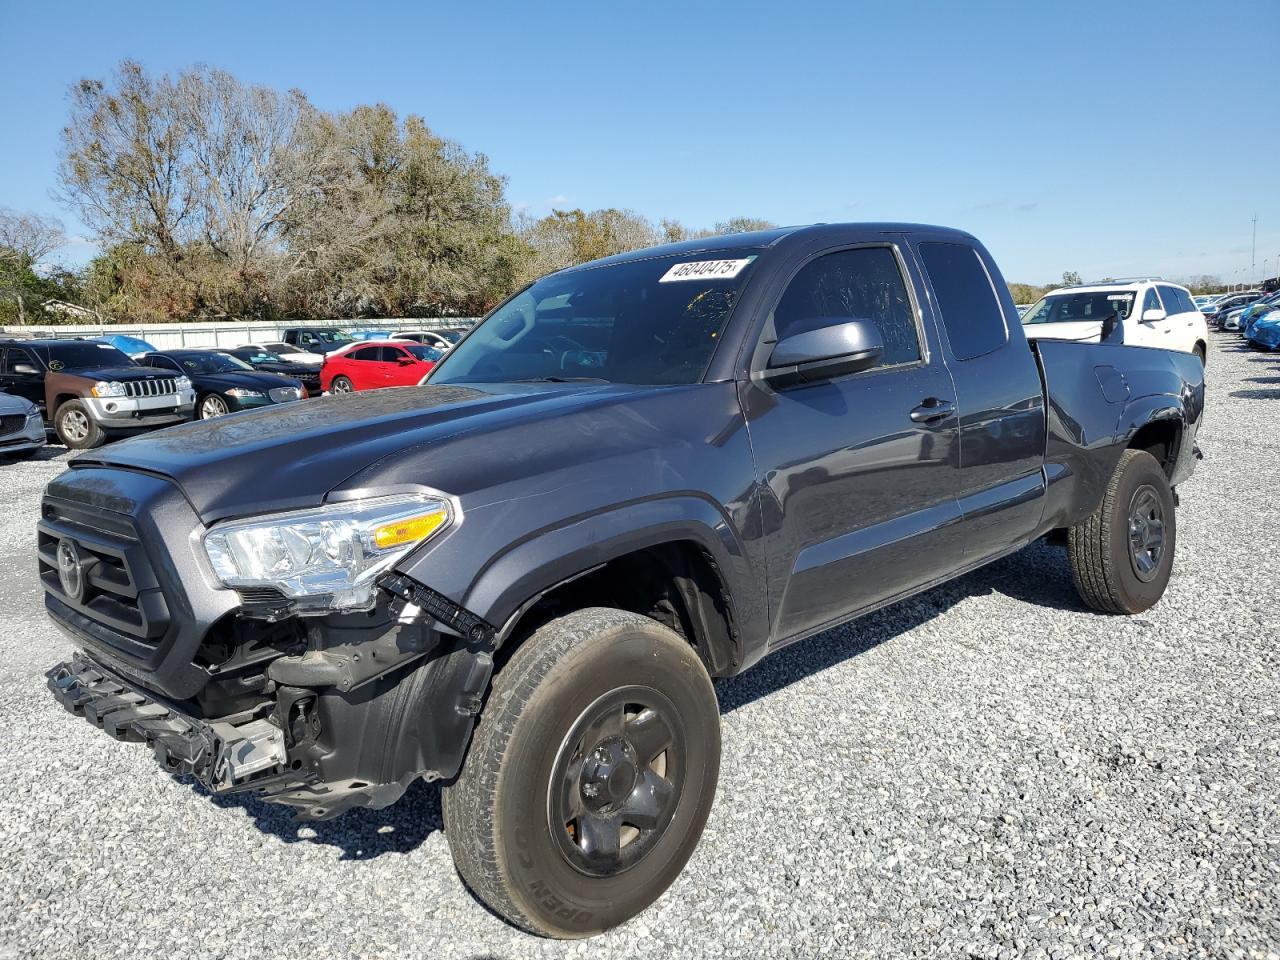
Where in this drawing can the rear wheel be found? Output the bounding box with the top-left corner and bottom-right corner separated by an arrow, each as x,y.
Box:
1068,449 -> 1176,614
330,376 -> 354,394
443,608 -> 721,938
54,400 -> 105,450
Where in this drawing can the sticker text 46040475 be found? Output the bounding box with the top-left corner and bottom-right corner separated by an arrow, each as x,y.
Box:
658,258 -> 755,283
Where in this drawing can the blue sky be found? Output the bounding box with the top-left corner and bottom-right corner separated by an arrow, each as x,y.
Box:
1,0 -> 1276,284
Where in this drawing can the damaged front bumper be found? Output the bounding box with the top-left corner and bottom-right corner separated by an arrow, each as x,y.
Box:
45,573 -> 501,821
48,653 -> 292,792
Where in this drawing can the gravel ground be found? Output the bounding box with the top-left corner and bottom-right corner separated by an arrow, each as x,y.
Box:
1,336 -> 1277,960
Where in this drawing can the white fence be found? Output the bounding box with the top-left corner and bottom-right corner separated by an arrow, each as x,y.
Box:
0,318 -> 477,351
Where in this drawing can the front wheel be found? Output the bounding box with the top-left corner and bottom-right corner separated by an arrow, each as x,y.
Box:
199,393 -> 230,419
1068,449 -> 1176,614
442,608 -> 721,938
54,400 -> 105,450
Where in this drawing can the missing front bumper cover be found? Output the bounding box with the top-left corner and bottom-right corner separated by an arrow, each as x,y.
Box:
48,654 -> 289,791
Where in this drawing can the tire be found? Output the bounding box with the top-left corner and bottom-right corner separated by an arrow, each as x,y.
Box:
54,400 -> 105,450
1193,343 -> 1206,366
443,607 -> 720,938
198,393 -> 230,419
330,376 -> 354,394
1068,449 -> 1176,614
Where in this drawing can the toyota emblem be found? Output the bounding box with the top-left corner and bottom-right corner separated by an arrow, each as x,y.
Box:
56,539 -> 84,602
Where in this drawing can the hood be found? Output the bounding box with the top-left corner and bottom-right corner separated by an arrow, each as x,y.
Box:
71,381 -> 675,522
186,370 -> 299,391
1021,321 -> 1102,343
57,365 -> 175,382
0,391 -> 36,415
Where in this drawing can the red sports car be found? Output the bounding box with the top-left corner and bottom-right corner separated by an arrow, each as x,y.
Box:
320,341 -> 442,394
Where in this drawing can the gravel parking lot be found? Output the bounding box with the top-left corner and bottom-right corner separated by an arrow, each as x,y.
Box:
1,336 -> 1277,960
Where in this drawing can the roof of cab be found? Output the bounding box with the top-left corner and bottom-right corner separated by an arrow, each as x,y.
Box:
556,222 -> 980,274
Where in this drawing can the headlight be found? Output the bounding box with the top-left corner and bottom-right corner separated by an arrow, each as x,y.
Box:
203,494 -> 451,612
224,387 -> 264,398
26,407 -> 42,421
91,381 -> 126,398
176,376 -> 193,391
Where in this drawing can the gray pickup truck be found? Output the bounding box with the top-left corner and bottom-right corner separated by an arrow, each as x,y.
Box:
43,223 -> 1203,937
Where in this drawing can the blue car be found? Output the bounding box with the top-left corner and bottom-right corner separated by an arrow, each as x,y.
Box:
1247,309 -> 1280,350
349,330 -> 392,341
93,334 -> 157,357
1238,292 -> 1280,335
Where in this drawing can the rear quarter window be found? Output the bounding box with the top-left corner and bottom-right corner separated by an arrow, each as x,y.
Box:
918,242 -> 1009,361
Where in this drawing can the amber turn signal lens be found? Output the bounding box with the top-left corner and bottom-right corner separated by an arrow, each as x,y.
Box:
372,511 -> 448,549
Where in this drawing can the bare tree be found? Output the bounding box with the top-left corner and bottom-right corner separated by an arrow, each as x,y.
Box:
177,65 -> 311,270
0,208 -> 65,265
57,61 -> 193,256
714,216 -> 777,234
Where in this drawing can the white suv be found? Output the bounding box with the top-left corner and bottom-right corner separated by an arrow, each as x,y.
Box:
1021,279 -> 1208,364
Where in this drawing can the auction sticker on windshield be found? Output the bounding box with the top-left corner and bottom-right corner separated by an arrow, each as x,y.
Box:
659,258 -> 755,282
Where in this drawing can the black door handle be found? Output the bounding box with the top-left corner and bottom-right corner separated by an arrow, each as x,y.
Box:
909,398 -> 955,423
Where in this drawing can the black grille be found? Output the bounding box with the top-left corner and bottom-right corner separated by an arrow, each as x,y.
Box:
0,414 -> 25,435
38,497 -> 169,647
123,378 -> 178,398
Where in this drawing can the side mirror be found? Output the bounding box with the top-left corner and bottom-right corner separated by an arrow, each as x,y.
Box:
1141,308 -> 1166,323
397,355 -> 415,365
765,318 -> 884,386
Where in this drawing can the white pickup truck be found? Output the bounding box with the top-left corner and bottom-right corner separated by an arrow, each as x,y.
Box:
1021,278 -> 1208,365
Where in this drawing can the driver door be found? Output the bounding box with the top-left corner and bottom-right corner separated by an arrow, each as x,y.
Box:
741,243 -> 963,644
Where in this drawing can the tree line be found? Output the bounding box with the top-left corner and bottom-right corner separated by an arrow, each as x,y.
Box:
0,59 -> 1231,326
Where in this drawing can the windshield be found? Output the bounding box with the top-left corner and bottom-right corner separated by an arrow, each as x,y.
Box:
37,341 -> 133,369
235,349 -> 285,363
1021,290 -> 1135,325
314,330 -> 353,344
432,329 -> 462,344
429,252 -> 759,386
404,344 -> 443,362
172,353 -> 254,374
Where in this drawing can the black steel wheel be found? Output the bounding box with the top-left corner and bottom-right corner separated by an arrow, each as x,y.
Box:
443,607 -> 720,938
1069,449 -> 1177,614
548,686 -> 685,878
1127,484 -> 1166,583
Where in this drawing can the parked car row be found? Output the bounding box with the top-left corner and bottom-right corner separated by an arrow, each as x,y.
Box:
0,326 -> 470,456
1209,289 -> 1280,351
1205,291 -> 1269,331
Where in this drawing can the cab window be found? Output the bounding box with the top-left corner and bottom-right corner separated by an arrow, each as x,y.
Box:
771,246 -> 920,368
918,242 -> 1008,361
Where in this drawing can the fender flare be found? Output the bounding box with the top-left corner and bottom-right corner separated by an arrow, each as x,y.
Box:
463,494 -> 758,655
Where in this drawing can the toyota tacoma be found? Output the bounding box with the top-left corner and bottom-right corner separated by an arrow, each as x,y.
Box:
42,224 -> 1203,937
